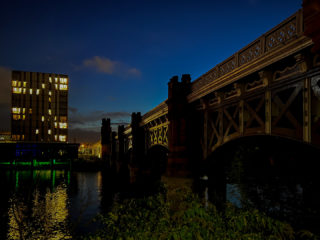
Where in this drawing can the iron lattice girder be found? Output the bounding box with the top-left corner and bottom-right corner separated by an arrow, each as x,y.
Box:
201,67 -> 320,155
148,123 -> 169,147
272,84 -> 303,129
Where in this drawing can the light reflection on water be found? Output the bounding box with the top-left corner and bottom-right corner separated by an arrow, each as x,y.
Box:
0,170 -> 105,239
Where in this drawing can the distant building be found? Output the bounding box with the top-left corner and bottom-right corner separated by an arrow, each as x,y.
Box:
0,132 -> 11,142
78,141 -> 102,160
11,71 -> 68,142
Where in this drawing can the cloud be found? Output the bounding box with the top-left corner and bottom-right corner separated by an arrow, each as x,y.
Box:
68,109 -> 131,143
81,56 -> 141,78
69,108 -> 131,125
0,66 -> 11,131
68,128 -> 101,143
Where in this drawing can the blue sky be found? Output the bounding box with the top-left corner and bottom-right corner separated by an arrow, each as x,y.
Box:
0,0 -> 301,142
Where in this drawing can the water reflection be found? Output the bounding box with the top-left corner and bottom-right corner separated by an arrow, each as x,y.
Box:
8,185 -> 70,239
204,136 -> 320,234
0,170 -> 109,239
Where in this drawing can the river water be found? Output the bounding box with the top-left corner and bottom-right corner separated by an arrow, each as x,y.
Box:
1,163 -> 320,239
0,170 -> 114,239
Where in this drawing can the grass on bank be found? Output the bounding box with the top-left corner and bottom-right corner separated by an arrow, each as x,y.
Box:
86,183 -> 318,240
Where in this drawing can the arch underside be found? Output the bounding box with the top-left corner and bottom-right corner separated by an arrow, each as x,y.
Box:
146,144 -> 168,176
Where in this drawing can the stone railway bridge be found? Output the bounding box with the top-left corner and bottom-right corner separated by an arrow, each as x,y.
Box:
101,1 -> 320,180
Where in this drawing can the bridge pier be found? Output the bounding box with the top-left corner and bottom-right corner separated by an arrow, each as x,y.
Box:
101,118 -> 113,169
166,74 -> 192,177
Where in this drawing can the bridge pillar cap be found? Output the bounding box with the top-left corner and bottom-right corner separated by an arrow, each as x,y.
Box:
169,76 -> 179,83
181,74 -> 191,83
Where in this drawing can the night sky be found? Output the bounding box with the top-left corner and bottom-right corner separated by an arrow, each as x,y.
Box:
0,0 -> 301,143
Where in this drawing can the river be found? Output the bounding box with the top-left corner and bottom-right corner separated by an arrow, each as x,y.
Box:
0,169 -> 115,239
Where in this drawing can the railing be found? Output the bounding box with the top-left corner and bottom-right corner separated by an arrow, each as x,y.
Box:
191,10 -> 303,92
141,101 -> 168,123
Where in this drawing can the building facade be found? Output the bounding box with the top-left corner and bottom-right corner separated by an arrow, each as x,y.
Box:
11,71 -> 68,142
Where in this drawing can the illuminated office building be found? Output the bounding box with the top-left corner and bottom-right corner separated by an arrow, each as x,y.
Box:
11,71 -> 68,142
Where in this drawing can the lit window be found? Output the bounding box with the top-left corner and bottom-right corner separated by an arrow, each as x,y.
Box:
54,135 -> 58,141
59,84 -> 68,90
49,91 -> 52,96
12,107 -> 21,114
22,108 -> 25,114
49,97 -> 51,102
48,109 -> 52,115
13,114 -> 20,120
54,116 -> 57,121
22,115 -> 25,120
59,122 -> 68,129
49,77 -> 52,83
54,122 -> 58,128
13,88 -> 22,94
42,83 -> 45,89
59,135 -> 66,142
55,77 -> 58,83
29,108 -> 32,114
23,82 -> 27,87
55,84 -> 58,90
17,81 -> 21,87
36,129 -> 39,134
12,81 -> 17,87
41,116 -> 45,122
36,89 -> 40,95
23,88 -> 26,94
48,129 -> 52,135
60,116 -> 67,122
60,78 -> 68,84
22,135 -> 25,140
29,89 -> 33,94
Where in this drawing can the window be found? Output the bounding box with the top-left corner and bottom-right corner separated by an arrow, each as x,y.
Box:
48,109 -> 52,115
29,108 -> 32,114
12,107 -> 20,114
59,84 -> 68,90
59,135 -> 66,142
60,77 -> 68,84
22,108 -> 25,114
12,81 -> 17,87
35,129 -> 39,134
36,89 -> 40,95
49,77 -> 52,83
22,115 -> 25,120
48,129 -> 52,135
59,122 -> 67,129
49,91 -> 52,96
29,89 -> 33,94
54,122 -> 58,128
13,114 -> 20,120
42,83 -> 45,89
60,116 -> 67,122
13,88 -> 22,94
23,88 -> 26,94
41,116 -> 45,122
55,84 -> 58,90
54,135 -> 58,141
23,82 -> 27,87
55,77 -> 58,83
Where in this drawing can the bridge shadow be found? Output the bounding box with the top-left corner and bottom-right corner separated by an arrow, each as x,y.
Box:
202,135 -> 320,233
146,145 -> 168,180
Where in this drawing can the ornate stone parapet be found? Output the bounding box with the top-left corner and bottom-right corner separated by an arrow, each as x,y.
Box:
303,0 -> 320,53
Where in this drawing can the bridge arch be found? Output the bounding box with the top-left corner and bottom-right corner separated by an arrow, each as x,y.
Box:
146,144 -> 168,178
201,134 -> 320,227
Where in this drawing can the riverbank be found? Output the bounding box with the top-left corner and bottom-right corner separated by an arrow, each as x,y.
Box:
86,182 -> 319,240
